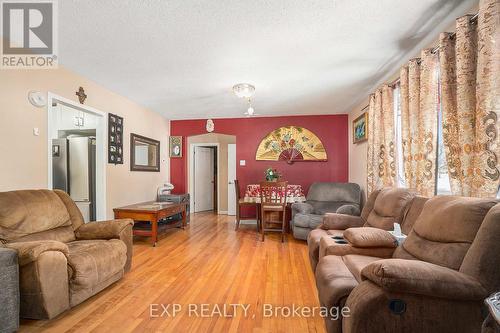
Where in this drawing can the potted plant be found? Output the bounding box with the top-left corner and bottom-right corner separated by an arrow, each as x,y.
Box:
265,167 -> 281,181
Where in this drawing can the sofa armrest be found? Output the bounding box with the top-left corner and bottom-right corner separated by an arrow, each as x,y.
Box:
292,202 -> 314,215
4,241 -> 68,266
75,219 -> 134,272
336,204 -> 360,216
320,213 -> 364,230
343,227 -> 398,248
75,219 -> 133,240
319,235 -> 396,258
361,259 -> 488,301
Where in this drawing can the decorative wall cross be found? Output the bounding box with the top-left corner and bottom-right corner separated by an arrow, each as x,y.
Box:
76,87 -> 87,104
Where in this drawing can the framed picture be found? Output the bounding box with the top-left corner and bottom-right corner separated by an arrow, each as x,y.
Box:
108,113 -> 124,164
353,112 -> 368,144
169,136 -> 182,158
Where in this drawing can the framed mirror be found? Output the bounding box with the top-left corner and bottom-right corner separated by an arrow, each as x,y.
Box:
130,133 -> 160,172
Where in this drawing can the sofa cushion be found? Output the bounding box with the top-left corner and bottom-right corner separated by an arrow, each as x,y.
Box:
309,201 -> 350,215
307,182 -> 360,204
343,254 -> 382,282
344,227 -> 397,248
400,196 -> 497,270
54,190 -> 85,230
364,188 -> 415,230
0,190 -> 73,242
293,213 -> 323,229
460,203 -> 500,293
336,204 -> 360,216
401,196 -> 429,235
67,239 -> 126,290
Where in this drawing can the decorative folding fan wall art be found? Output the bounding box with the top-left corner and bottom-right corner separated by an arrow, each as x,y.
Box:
255,126 -> 327,163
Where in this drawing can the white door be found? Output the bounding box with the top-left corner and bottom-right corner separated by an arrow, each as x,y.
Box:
194,147 -> 214,212
227,144 -> 237,216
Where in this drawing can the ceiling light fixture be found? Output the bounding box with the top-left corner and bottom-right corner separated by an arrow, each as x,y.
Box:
232,83 -> 255,99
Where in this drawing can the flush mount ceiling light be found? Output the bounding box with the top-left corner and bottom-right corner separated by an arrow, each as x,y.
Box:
233,83 -> 258,116
232,83 -> 255,99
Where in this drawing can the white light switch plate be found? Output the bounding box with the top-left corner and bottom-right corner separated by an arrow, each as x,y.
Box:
239,160 -> 246,166
33,128 -> 40,136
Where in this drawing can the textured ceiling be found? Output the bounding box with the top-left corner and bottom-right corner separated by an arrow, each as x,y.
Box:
58,0 -> 476,119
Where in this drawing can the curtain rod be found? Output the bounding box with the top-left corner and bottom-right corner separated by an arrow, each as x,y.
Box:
385,12 -> 478,88
431,13 -> 478,54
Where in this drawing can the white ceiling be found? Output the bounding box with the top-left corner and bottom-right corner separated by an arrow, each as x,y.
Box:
59,0 -> 476,119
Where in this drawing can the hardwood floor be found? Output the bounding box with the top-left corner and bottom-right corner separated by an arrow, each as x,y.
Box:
20,213 -> 326,333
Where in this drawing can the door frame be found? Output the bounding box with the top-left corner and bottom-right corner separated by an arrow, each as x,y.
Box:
189,143 -> 220,214
47,92 -> 107,221
227,143 -> 236,216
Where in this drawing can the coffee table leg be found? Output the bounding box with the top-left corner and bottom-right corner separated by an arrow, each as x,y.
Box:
181,207 -> 186,229
151,216 -> 158,247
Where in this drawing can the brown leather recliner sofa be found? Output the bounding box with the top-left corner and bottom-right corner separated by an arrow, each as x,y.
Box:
315,195 -> 500,333
0,189 -> 133,319
307,188 -> 418,271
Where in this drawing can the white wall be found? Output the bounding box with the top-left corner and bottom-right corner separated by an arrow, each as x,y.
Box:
0,66 -> 170,218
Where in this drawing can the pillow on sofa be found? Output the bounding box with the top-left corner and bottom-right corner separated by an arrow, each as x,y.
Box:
344,227 -> 398,248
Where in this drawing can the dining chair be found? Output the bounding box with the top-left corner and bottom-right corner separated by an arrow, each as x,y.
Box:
259,181 -> 288,242
234,180 -> 260,231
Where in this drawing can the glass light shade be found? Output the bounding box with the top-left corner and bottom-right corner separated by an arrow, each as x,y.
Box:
233,83 -> 255,98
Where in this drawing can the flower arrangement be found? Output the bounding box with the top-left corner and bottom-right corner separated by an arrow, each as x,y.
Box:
265,167 -> 281,181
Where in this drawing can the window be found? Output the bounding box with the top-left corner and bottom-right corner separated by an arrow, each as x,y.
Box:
436,66 -> 452,195
392,76 -> 451,195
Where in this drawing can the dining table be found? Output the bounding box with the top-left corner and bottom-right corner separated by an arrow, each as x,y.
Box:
243,183 -> 307,203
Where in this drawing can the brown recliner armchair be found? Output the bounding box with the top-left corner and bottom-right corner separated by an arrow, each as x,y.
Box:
0,189 -> 133,319
307,188 -> 417,271
315,196 -> 500,333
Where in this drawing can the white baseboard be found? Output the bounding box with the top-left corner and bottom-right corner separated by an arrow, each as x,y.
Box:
235,219 -> 257,224
219,210 -> 228,215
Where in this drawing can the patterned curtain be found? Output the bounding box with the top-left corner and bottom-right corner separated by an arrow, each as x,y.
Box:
440,0 -> 500,197
367,85 -> 395,194
399,50 -> 439,197
367,94 -> 376,193
417,49 -> 440,197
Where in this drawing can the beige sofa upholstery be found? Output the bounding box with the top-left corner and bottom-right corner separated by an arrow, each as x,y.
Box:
314,196 -> 499,333
0,189 -> 133,319
307,188 -> 418,271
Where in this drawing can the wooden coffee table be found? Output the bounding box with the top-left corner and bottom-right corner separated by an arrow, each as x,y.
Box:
113,201 -> 187,247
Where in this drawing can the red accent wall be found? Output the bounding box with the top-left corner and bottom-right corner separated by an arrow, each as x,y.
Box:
170,114 -> 348,196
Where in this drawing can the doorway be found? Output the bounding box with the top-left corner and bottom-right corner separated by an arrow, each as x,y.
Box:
47,93 -> 107,221
187,133 -> 236,215
190,144 -> 219,213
